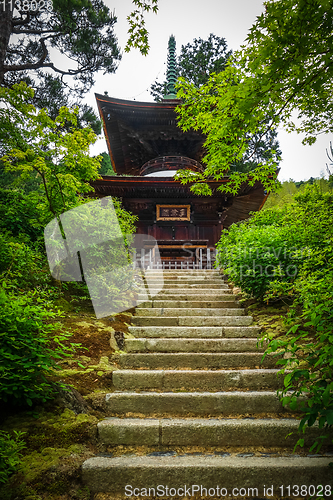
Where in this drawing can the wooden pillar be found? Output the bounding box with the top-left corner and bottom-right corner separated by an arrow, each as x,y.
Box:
141,248 -> 145,269
207,247 -> 211,269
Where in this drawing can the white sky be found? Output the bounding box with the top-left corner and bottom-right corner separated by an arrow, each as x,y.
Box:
85,0 -> 331,182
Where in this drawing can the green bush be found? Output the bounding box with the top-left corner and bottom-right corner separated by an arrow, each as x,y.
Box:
216,184 -> 333,449
0,431 -> 25,484
0,188 -> 43,241
216,222 -> 301,298
0,285 -> 77,406
216,184 -> 333,300
0,232 -> 48,290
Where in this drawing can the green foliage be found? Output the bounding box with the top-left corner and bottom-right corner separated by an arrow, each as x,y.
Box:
98,152 -> 115,176
175,0 -> 333,194
0,188 -> 42,241
125,0 -> 159,56
2,0 -> 121,94
216,223 -> 300,298
150,34 -> 232,101
0,80 -> 137,428
217,183 -> 333,448
265,177 -> 333,209
217,183 -> 333,298
264,180 -> 299,209
0,82 -> 101,221
0,285 -> 79,407
0,431 -> 26,484
0,188 -> 52,291
52,196 -> 139,315
15,74 -> 103,135
175,67 -> 280,194
0,233 -> 46,290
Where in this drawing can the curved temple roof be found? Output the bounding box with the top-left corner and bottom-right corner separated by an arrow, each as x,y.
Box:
95,94 -> 206,176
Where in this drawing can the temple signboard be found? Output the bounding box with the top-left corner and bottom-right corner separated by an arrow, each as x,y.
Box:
156,205 -> 190,221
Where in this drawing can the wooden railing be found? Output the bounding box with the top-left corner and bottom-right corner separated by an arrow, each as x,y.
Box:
132,247 -> 216,270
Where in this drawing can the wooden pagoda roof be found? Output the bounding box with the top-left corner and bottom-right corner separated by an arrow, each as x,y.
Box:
95,94 -> 206,176
90,176 -> 268,228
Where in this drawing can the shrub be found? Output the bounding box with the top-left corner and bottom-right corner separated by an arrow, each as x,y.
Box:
0,431 -> 26,484
0,285 -> 78,407
216,222 -> 301,298
216,184 -> 333,449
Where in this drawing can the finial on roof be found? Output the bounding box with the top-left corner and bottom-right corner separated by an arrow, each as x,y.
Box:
164,35 -> 178,100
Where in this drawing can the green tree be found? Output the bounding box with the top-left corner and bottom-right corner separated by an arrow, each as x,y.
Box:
175,0 -> 333,195
0,0 -> 122,91
0,82 -> 101,221
150,33 -> 280,177
98,152 -> 115,176
150,34 -> 232,101
29,74 -> 102,134
0,0 -> 122,133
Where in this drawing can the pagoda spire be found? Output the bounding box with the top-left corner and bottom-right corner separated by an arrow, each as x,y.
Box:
164,35 -> 178,100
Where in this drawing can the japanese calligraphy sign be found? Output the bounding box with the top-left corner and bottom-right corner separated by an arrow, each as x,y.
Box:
156,205 -> 190,221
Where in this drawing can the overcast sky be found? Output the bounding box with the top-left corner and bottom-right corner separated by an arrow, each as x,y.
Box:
86,0 -> 331,182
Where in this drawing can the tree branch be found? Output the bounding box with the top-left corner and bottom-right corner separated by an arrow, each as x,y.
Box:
4,49 -> 91,77
12,28 -> 56,35
12,13 -> 32,26
4,36 -> 48,72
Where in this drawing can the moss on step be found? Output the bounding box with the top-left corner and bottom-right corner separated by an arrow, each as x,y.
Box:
2,408 -> 98,452
0,444 -> 93,500
0,409 -> 97,500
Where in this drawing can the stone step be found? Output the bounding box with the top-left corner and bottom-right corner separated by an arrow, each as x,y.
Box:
116,352 -> 277,370
140,293 -> 236,300
152,283 -> 229,289
112,369 -> 281,391
146,275 -> 224,280
139,300 -> 239,308
97,417 -> 322,447
132,316 -> 253,327
146,275 -> 224,286
135,307 -> 245,317
145,270 -> 222,274
128,326 -> 261,338
147,274 -> 223,278
142,289 -> 233,296
105,391 -> 287,416
125,338 -> 264,353
83,455 -> 333,494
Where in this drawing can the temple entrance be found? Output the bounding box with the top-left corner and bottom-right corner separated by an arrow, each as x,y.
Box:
133,238 -> 216,270
155,223 -> 190,241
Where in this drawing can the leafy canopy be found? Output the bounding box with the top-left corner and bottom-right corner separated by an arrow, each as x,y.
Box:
175,0 -> 333,194
0,82 -> 101,221
1,0 -> 122,93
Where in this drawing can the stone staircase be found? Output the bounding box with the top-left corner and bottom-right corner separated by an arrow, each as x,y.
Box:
83,270 -> 333,498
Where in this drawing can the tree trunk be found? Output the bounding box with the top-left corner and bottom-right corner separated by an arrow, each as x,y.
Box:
0,2 -> 13,85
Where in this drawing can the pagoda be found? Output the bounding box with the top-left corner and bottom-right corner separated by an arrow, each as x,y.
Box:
92,36 -> 267,268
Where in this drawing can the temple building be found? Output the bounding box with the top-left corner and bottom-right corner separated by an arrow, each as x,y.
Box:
92,36 -> 268,268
